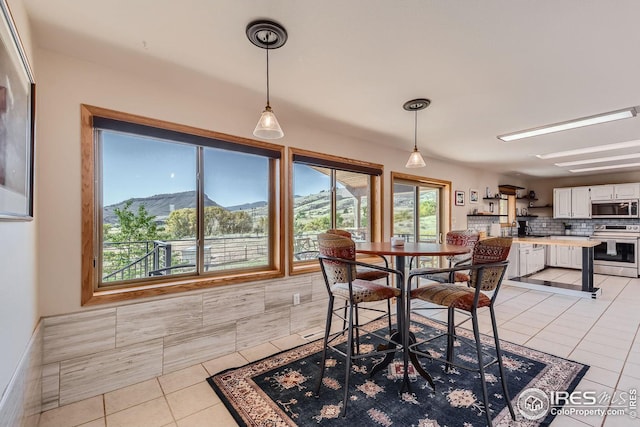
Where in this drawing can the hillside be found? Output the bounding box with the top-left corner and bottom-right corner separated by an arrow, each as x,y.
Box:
103,191 -> 217,224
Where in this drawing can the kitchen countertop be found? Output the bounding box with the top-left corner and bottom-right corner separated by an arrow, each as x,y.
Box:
513,237 -> 601,247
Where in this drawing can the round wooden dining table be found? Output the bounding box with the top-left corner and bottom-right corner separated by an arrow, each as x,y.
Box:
355,241 -> 472,389
356,241 -> 471,277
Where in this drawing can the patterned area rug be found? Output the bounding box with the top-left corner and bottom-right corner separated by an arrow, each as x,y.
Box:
207,316 -> 588,426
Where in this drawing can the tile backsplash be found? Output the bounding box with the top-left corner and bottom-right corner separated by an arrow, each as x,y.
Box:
467,215 -> 639,237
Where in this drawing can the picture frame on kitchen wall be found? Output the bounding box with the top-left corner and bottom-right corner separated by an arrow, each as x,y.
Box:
455,190 -> 465,206
469,189 -> 479,204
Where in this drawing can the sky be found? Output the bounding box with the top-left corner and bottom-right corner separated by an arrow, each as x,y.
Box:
102,131 -> 331,207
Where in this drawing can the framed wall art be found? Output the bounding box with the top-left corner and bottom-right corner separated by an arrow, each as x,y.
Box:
0,0 -> 35,220
455,190 -> 465,206
469,189 -> 479,204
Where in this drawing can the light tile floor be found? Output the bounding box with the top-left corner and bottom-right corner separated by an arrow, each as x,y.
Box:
38,269 -> 640,427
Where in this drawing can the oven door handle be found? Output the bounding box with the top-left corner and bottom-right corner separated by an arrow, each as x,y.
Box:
591,238 -> 638,243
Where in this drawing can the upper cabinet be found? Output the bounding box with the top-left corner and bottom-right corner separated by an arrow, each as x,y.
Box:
553,186 -> 591,219
590,183 -> 640,201
553,188 -> 572,218
571,186 -> 591,218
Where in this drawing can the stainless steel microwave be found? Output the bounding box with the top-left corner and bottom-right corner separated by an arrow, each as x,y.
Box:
591,199 -> 639,218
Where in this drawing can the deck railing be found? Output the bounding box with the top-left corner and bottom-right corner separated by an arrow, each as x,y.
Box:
102,235 -> 270,282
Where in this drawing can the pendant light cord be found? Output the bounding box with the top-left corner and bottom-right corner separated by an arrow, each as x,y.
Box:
414,110 -> 418,150
265,32 -> 271,107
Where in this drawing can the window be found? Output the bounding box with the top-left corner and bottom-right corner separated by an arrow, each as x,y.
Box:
391,172 -> 451,268
81,105 -> 284,305
289,148 -> 382,274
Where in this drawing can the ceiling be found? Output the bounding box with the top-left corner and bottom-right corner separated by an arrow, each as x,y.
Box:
22,0 -> 640,178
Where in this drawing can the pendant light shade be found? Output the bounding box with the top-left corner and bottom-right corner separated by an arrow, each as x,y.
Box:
405,147 -> 426,168
254,105 -> 284,139
403,98 -> 430,168
247,20 -> 287,139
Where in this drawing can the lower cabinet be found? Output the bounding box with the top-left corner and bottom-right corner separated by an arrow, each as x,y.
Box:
547,236 -> 588,269
517,244 -> 545,276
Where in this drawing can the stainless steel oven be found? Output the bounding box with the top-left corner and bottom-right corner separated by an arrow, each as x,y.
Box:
591,200 -> 639,219
590,224 -> 640,277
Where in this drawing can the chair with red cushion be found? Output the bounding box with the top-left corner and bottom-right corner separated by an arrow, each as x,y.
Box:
419,229 -> 479,283
315,232 -> 404,417
326,229 -> 393,331
406,237 -> 515,426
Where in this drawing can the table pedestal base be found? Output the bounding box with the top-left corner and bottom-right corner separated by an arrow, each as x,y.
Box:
371,330 -> 435,392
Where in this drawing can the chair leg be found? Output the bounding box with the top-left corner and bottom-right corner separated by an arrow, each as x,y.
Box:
471,309 -> 493,427
387,299 -> 393,334
446,307 -> 455,372
342,300 -> 348,333
354,303 -> 361,355
490,305 -> 516,420
341,301 -> 355,417
316,295 -> 335,396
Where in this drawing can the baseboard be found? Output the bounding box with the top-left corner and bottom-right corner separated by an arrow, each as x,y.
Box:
0,320 -> 43,427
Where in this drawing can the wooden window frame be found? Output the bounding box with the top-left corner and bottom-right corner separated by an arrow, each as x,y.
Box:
288,147 -> 383,275
81,104 -> 285,305
390,172 -> 452,242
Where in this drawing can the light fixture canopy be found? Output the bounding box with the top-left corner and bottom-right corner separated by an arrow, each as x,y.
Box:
404,98 -> 430,168
247,20 -> 287,139
498,107 -> 638,142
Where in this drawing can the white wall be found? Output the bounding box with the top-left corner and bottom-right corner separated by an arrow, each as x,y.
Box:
0,0 -> 38,404
35,45 -> 515,316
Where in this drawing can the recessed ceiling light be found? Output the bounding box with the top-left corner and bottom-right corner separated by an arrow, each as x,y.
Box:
536,139 -> 640,159
569,162 -> 640,173
555,153 -> 640,167
498,107 -> 637,142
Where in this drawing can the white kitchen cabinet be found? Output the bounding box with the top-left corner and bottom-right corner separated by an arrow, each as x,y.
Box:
571,186 -> 591,218
530,247 -> 545,273
590,185 -> 614,201
553,186 -> 590,218
590,183 -> 640,200
553,188 -> 572,218
571,244 -> 583,268
555,246 -> 573,268
556,246 -> 583,269
614,183 -> 639,199
507,243 -> 519,279
548,236 -> 588,269
518,247 -> 528,275
518,243 -> 545,276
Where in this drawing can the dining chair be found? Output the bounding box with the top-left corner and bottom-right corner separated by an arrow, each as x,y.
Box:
326,229 -> 393,332
414,229 -> 479,283
406,237 -> 515,426
316,232 -> 404,416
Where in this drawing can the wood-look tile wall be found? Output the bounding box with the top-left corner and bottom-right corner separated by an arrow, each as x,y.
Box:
40,272 -> 329,409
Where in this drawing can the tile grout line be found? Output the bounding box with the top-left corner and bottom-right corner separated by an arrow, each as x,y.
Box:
602,321 -> 640,427
522,292 -> 584,348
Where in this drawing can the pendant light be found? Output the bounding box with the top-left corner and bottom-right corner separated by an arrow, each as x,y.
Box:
246,20 -> 287,139
403,98 -> 430,168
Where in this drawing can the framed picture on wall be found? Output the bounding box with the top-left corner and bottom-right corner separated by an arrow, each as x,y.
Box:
0,0 -> 35,220
469,189 -> 479,204
455,190 -> 465,206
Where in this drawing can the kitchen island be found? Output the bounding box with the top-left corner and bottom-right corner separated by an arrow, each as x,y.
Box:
511,236 -> 602,298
